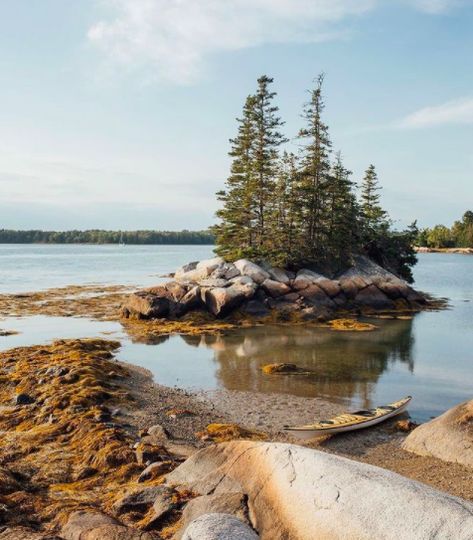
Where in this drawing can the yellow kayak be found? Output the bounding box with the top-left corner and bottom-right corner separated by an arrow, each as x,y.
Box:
285,396 -> 412,439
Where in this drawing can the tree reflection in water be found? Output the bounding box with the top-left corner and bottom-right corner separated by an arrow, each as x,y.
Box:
181,319 -> 415,408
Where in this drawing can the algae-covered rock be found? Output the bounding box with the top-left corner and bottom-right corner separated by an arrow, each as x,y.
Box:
261,363 -> 300,374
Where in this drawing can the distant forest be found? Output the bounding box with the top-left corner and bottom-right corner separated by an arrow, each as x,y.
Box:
0,229 -> 214,245
417,211 -> 473,248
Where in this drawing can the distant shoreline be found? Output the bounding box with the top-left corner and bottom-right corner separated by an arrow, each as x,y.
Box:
415,247 -> 473,254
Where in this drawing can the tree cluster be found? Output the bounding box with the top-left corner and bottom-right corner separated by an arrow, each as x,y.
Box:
0,229 -> 214,245
213,75 -> 417,281
417,211 -> 473,248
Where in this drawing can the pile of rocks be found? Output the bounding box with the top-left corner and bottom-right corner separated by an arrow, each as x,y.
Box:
121,255 -> 428,320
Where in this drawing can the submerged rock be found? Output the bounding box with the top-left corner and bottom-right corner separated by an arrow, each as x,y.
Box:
402,399 -> 473,468
166,441 -> 473,540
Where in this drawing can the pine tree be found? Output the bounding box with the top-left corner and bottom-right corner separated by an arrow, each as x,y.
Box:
297,74 -> 332,263
271,152 -> 302,265
326,152 -> 359,267
213,95 -> 258,260
360,164 -> 388,236
252,75 -> 288,257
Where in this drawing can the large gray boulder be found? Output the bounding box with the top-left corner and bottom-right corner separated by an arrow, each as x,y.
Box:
182,513 -> 259,540
234,260 -> 270,285
203,282 -> 255,317
402,399 -> 473,469
166,441 -> 473,540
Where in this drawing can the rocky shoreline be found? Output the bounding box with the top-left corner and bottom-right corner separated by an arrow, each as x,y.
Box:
121,255 -> 432,323
1,338 -> 473,539
415,246 -> 473,254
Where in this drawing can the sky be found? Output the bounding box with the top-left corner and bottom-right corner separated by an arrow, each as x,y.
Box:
0,0 -> 472,231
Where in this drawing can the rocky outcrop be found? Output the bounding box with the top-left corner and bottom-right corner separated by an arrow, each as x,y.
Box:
167,441 -> 473,540
121,255 -> 429,321
402,399 -> 473,469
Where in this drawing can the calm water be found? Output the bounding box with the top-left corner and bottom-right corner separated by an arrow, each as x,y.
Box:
0,245 -> 472,422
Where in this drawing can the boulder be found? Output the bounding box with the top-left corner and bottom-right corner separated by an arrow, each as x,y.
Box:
198,278 -> 230,288
61,511 -> 155,540
292,269 -> 323,291
147,281 -> 187,302
211,263 -> 240,280
234,260 -> 270,285
240,300 -> 270,318
166,441 -> 473,540
314,278 -> 341,298
0,528 -> 59,540
267,267 -> 291,284
175,261 -> 198,278
261,279 -> 291,298
182,513 -> 259,540
354,284 -> 394,310
113,485 -> 170,515
122,291 -> 169,319
402,399 -> 473,469
180,286 -> 202,311
299,284 -> 336,308
230,276 -> 255,287
196,257 -> 225,275
177,493 -> 250,538
204,283 -> 256,317
138,460 -> 174,483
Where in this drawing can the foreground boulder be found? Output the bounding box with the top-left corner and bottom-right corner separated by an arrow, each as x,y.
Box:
122,255 -> 429,321
182,513 -> 258,540
166,441 -> 473,540
402,399 -> 473,469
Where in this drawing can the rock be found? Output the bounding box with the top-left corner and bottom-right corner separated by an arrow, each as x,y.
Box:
339,278 -> 361,299
315,278 -> 341,298
152,485 -> 179,521
280,292 -> 300,302
180,286 -> 202,311
182,513 -> 259,540
0,527 -> 61,539
230,275 -> 255,287
267,267 -> 291,284
299,284 -> 335,308
138,461 -> 174,483
240,300 -> 270,318
147,281 -> 187,302
261,279 -> 291,298
198,278 -> 230,288
354,284 -> 394,310
15,393 -> 35,405
166,441 -> 473,540
261,363 -> 303,374
122,291 -> 169,319
178,493 -> 250,538
175,261 -> 198,278
62,510 -> 155,540
196,257 -> 225,275
211,263 -> 240,280
233,259 -> 270,285
113,485 -> 172,515
135,443 -> 170,466
146,424 -> 169,443
204,284 -> 255,317
292,269 -> 323,290
402,399 -> 473,468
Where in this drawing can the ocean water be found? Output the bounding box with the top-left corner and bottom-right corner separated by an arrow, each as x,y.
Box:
0,246 -> 472,422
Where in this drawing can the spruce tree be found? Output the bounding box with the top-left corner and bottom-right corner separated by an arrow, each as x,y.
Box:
213,95 -> 258,260
296,74 -> 332,263
360,164 -> 388,235
252,75 -> 288,257
326,152 -> 359,267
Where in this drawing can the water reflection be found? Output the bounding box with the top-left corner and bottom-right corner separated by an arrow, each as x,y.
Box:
131,320 -> 415,409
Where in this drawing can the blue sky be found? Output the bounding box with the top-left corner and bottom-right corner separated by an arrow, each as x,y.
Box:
0,0 -> 471,230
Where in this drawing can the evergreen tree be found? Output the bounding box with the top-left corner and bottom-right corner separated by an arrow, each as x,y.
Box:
272,151 -> 302,265
252,75 -> 288,256
296,74 -> 332,263
360,164 -> 388,235
213,95 -> 258,260
326,152 -> 359,267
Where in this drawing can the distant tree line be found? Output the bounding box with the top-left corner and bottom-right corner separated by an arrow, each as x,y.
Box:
213,74 -> 417,282
417,211 -> 473,248
0,229 -> 214,245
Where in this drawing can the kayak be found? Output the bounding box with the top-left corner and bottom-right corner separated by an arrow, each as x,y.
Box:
285,396 -> 412,439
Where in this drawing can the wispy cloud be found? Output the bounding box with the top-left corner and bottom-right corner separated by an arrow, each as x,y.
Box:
397,97 -> 473,128
88,0 -> 375,84
405,0 -> 463,14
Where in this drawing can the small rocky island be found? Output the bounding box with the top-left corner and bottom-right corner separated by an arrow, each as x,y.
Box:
121,255 -> 429,322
